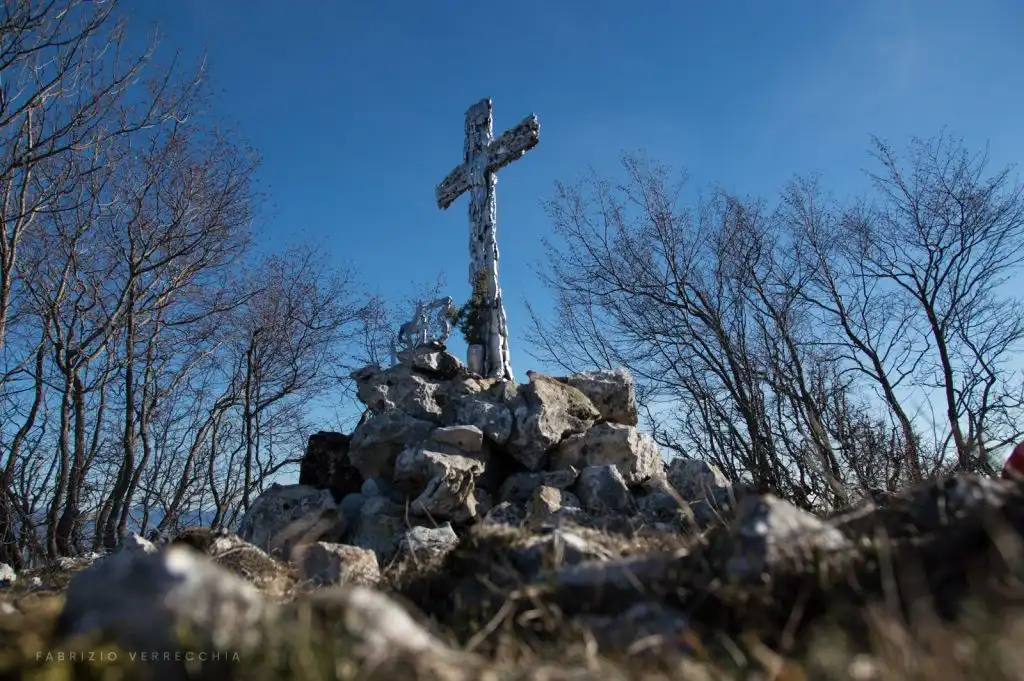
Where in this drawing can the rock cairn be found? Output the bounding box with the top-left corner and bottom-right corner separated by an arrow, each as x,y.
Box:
242,342 -> 738,565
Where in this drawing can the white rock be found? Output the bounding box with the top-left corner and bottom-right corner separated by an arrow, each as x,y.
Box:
60,546 -> 271,655
237,484 -> 342,559
0,562 -> 15,585
297,542 -> 380,587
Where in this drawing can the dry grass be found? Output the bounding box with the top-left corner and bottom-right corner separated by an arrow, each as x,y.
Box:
2,496 -> 1023,681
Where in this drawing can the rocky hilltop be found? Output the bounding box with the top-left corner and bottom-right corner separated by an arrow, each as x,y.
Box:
2,344 -> 1023,680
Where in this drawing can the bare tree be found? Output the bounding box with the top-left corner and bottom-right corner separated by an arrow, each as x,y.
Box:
225,245 -> 372,511
851,132 -> 1024,472
524,155 -> 845,505
0,0 -> 198,366
780,177 -> 930,483
525,143 -> 1020,509
0,0 -> 205,558
92,104 -> 257,548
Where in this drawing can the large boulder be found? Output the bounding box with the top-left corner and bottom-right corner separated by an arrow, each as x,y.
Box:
299,431 -> 363,501
429,425 -> 484,452
575,465 -> 636,515
296,542 -> 380,587
666,457 -> 730,503
442,393 -> 514,445
349,364 -> 445,421
57,546 -> 273,662
348,410 -> 436,480
506,374 -> 601,470
553,368 -> 638,426
237,484 -> 343,560
348,497 -> 409,563
394,443 -> 487,522
550,422 -> 662,485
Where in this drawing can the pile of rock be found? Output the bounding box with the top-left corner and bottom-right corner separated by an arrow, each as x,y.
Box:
242,342 -> 738,570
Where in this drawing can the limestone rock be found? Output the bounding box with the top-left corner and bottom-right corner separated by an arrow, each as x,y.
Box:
525,485 -> 583,526
687,484 -> 747,530
57,546 -> 272,661
555,368 -> 638,426
297,542 -> 380,587
0,562 -> 14,586
507,374 -> 601,470
499,468 -> 579,504
300,431 -> 363,501
481,501 -> 526,527
115,532 -> 157,555
350,364 -> 393,412
429,424 -> 484,452
392,372 -> 446,422
351,361 -> 451,423
398,342 -> 464,378
348,497 -> 408,563
339,492 -> 368,526
724,494 -> 852,582
575,465 -> 636,514
550,422 -> 661,486
394,443 -> 486,522
348,410 -> 435,480
667,457 -> 731,503
442,393 -> 514,445
401,523 -> 460,559
636,490 -> 684,525
360,477 -> 396,499
237,484 -> 343,559
299,586 -> 468,671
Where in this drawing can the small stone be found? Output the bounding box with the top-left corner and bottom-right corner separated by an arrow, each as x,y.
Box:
499,469 -> 579,504
526,486 -> 582,526
481,501 -> 525,527
0,562 -> 15,586
401,524 -> 460,558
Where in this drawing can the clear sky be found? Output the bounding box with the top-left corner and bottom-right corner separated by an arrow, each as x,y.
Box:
132,0 -> 1024,389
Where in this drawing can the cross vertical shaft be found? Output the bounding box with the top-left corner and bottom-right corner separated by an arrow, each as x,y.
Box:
436,98 -> 540,381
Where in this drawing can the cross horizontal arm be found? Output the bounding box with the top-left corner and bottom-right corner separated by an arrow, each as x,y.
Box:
435,114 -> 540,210
436,164 -> 469,210
486,114 -> 540,174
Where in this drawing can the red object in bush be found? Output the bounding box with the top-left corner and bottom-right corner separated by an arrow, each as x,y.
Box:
1003,441 -> 1024,479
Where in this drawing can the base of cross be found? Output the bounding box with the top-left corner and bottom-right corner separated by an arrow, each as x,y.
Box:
467,344 -> 513,381
467,345 -> 484,375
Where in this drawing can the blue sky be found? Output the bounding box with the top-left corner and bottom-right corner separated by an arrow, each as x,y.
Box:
133,0 -> 1024,390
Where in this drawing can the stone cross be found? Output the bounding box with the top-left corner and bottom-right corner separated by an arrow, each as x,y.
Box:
435,98 -> 540,381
